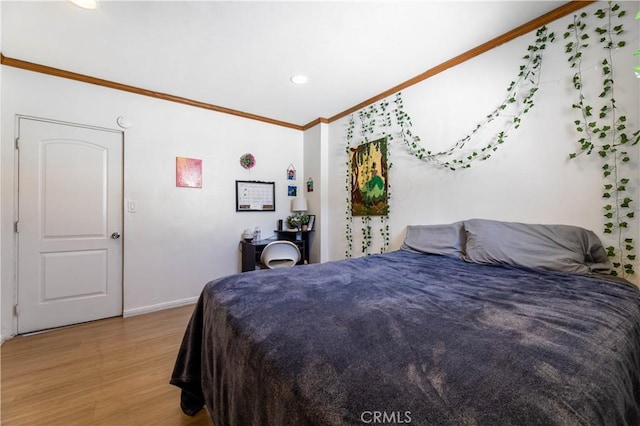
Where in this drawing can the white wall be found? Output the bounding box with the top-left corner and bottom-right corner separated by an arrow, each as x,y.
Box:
303,122 -> 330,263
1,67 -> 303,339
327,3 -> 640,283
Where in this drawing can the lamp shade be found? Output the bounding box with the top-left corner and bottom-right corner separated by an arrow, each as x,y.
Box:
69,0 -> 99,9
291,197 -> 308,212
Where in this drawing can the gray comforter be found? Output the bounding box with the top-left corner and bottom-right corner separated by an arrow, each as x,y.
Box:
171,250 -> 640,425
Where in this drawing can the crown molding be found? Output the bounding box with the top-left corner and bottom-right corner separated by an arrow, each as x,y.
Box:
302,117 -> 330,130
1,1 -> 594,132
0,53 -> 304,131
317,0 -> 596,128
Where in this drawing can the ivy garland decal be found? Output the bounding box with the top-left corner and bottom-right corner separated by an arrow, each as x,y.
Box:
564,2 -> 640,277
392,26 -> 555,170
345,7 -> 637,270
344,26 -> 554,257
345,109 -> 392,257
636,11 -> 640,77
345,118 -> 354,257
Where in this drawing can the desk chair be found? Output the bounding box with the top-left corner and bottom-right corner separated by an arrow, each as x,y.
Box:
260,241 -> 301,268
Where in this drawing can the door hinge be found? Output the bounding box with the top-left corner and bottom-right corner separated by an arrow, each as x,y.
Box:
14,221 -> 19,233
14,305 -> 19,317
15,138 -> 20,150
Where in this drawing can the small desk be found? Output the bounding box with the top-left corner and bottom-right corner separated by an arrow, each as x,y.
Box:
240,231 -> 314,272
274,230 -> 314,265
240,238 -> 306,272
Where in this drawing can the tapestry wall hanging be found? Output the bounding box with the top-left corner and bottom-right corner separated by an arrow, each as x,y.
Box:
350,137 -> 388,216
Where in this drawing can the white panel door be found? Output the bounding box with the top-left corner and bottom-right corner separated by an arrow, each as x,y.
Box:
17,117 -> 123,334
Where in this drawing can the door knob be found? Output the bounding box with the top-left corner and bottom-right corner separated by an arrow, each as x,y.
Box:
111,232 -> 121,239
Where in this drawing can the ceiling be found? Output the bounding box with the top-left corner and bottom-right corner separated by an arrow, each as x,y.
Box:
1,0 -> 569,127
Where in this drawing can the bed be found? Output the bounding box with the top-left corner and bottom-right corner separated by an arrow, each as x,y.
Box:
171,219 -> 640,425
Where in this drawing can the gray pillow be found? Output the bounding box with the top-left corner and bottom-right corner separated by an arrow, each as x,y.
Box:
463,218 -> 611,274
401,222 -> 466,258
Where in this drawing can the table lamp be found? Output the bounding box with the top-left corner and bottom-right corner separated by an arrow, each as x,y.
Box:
291,197 -> 308,215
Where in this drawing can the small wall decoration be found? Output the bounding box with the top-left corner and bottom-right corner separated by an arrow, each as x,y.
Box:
288,185 -> 297,196
350,138 -> 388,215
176,157 -> 202,188
239,153 -> 256,170
306,177 -> 314,192
287,164 -> 296,180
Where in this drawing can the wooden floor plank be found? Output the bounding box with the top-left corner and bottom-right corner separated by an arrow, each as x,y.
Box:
1,305 -> 212,425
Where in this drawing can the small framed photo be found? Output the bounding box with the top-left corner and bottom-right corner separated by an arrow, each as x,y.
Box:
287,164 -> 296,180
307,215 -> 316,231
287,185 -> 297,196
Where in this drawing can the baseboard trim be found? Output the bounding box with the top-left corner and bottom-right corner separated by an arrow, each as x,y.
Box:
123,297 -> 198,318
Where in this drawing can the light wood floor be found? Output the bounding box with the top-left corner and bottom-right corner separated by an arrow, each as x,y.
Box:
1,305 -> 212,425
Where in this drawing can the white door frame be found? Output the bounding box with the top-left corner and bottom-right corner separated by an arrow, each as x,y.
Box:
13,114 -> 125,334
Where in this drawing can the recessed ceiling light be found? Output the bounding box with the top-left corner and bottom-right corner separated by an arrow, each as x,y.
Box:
68,0 -> 99,10
290,74 -> 308,85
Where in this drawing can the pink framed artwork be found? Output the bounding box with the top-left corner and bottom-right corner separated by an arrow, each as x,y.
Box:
176,157 -> 202,188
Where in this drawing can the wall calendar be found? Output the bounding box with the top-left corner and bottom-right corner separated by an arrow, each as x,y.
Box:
236,180 -> 276,212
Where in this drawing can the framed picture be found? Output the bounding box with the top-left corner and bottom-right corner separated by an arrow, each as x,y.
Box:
287,164 -> 296,180
287,185 -> 297,196
307,215 -> 316,231
176,157 -> 202,188
349,137 -> 388,216
236,180 -> 275,212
